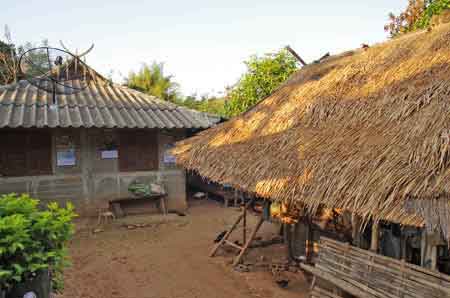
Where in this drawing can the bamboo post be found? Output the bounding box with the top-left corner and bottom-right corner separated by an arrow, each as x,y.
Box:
431,245 -> 438,271
209,213 -> 244,257
420,229 -> 427,266
351,213 -> 361,248
233,216 -> 264,266
306,217 -> 314,263
370,222 -> 379,253
242,196 -> 247,244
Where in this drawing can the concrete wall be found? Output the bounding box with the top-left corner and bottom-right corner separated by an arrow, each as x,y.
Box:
0,128 -> 187,215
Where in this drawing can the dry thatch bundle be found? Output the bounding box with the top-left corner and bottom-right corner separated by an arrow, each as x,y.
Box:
173,24 -> 450,235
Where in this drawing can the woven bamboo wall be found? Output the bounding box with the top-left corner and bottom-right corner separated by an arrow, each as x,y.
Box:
302,237 -> 450,298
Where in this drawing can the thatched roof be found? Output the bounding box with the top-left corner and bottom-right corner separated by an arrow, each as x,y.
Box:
173,24 -> 450,231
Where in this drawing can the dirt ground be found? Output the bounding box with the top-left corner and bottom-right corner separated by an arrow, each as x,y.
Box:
59,199 -> 310,298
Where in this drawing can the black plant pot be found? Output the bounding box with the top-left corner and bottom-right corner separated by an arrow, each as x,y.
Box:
7,270 -> 51,298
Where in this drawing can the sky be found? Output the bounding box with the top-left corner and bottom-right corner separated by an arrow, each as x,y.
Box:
1,1 -> 406,97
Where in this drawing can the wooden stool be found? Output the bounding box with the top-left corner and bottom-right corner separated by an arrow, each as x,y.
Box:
96,201 -> 116,225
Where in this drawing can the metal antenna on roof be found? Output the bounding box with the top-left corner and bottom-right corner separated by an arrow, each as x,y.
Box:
18,44 -> 94,107
59,41 -> 94,58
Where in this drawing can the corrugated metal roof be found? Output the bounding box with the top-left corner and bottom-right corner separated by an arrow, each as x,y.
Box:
0,76 -> 220,129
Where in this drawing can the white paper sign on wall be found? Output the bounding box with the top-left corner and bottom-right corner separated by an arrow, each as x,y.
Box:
101,150 -> 118,159
57,149 -> 76,166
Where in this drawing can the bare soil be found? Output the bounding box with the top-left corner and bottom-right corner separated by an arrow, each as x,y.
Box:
59,200 -> 310,298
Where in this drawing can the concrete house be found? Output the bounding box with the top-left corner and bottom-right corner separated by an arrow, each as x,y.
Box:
0,62 -> 220,214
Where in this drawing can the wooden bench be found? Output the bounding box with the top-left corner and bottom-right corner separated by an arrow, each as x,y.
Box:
110,194 -> 167,218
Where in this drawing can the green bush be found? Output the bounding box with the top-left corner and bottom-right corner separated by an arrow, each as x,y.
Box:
0,193 -> 76,292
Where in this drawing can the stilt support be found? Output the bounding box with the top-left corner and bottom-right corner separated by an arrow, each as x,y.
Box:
209,198 -> 265,266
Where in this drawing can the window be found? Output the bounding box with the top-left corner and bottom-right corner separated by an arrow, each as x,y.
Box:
118,131 -> 158,172
0,131 -> 52,177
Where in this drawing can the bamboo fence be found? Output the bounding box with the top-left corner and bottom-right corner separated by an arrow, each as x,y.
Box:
302,237 -> 450,298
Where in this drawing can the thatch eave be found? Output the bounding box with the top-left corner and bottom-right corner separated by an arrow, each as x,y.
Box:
173,24 -> 450,234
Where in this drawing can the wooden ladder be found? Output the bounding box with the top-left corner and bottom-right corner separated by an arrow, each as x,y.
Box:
209,198 -> 265,266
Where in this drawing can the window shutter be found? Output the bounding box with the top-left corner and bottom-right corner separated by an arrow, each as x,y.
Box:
1,132 -> 27,176
28,132 -> 52,175
137,132 -> 158,171
119,131 -> 158,172
0,131 -> 52,177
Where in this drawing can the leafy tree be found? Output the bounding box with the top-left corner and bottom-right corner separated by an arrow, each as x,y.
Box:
126,62 -> 179,102
0,40 -> 16,85
0,25 -> 50,85
0,26 -> 18,85
224,49 -> 299,117
175,94 -> 227,117
385,0 -> 450,37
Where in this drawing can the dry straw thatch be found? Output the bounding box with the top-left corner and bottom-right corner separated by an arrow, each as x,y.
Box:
173,24 -> 450,234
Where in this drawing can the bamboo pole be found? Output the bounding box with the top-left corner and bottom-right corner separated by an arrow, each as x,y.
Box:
233,216 -> 264,266
370,222 -> 379,253
431,245 -> 438,271
242,194 -> 247,244
351,213 -> 361,247
209,213 -> 244,257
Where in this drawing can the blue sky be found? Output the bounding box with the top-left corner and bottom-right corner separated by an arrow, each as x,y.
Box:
1,1 -> 406,96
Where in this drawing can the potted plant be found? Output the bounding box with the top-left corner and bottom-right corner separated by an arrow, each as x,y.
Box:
0,193 -> 76,297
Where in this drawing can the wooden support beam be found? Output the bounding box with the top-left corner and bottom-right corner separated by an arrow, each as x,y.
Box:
210,198 -> 256,259
209,213 -> 244,257
420,229 -> 440,271
285,45 -> 307,66
351,213 -> 361,248
370,222 -> 379,253
224,240 -> 243,250
233,216 -> 264,266
421,229 -> 427,267
243,196 -> 247,244
431,245 -> 438,271
306,217 -> 314,263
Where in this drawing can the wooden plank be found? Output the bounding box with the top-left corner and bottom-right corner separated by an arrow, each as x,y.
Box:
224,240 -> 243,250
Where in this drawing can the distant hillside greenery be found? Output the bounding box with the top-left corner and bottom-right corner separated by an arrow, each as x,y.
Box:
126,48 -> 298,118
385,0 -> 450,37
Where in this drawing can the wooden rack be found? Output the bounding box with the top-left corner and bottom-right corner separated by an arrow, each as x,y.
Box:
209,198 -> 266,266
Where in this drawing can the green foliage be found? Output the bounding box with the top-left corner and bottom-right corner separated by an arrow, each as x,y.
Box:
0,33 -> 50,85
415,0 -> 450,28
16,40 -> 51,78
0,193 -> 76,292
0,40 -> 16,85
224,49 -> 299,117
174,95 -> 227,117
385,0 -> 450,37
126,62 -> 179,102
